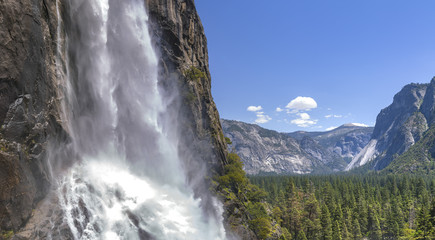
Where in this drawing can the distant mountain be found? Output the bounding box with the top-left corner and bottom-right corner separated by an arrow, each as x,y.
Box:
288,123 -> 373,163
221,119 -> 372,175
347,80 -> 434,171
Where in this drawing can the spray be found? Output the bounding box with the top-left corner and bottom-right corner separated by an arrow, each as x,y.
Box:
56,0 -> 227,239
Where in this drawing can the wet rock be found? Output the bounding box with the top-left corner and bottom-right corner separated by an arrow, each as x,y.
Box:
0,0 -> 69,233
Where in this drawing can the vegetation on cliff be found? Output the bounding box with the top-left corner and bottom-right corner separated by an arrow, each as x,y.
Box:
214,152 -> 286,239
384,125 -> 435,175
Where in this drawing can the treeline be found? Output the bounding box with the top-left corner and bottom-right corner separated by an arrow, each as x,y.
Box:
249,174 -> 435,240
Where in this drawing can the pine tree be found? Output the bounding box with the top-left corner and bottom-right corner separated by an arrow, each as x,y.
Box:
416,206 -> 433,238
352,217 -> 362,240
343,208 -> 354,240
332,220 -> 342,240
341,221 -> 351,240
430,198 -> 435,227
296,230 -> 308,240
304,193 -> 321,240
320,204 -> 333,240
280,227 -> 292,240
356,199 -> 368,233
370,215 -> 382,240
287,197 -> 302,237
386,204 -> 401,238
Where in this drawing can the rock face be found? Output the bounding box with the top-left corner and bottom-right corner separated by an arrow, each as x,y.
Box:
346,82 -> 430,170
1,0 -> 238,238
145,0 -> 228,177
289,124 -> 373,163
223,119 -> 320,174
222,119 -> 372,174
144,1 -> 254,237
383,79 -> 435,174
0,0 -> 69,233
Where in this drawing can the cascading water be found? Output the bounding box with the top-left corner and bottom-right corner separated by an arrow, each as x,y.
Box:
55,0 -> 227,239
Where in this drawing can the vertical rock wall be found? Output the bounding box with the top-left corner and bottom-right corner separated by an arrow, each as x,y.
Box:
145,0 -> 228,171
0,0 -> 68,232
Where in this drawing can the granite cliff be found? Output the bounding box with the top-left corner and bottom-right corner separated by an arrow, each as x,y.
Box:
347,81 -> 432,171
0,0 -> 253,239
0,0 -> 68,234
288,124 -> 373,163
222,119 -> 372,175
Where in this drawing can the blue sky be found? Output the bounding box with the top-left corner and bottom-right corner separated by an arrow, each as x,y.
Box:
195,0 -> 435,133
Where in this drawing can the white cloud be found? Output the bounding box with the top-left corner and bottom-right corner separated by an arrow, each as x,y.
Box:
255,113 -> 272,124
351,123 -> 369,127
326,126 -> 338,131
325,114 -> 342,118
286,96 -> 317,112
276,107 -> 284,112
247,105 -> 263,112
299,112 -> 310,120
246,105 -> 271,124
290,112 -> 317,127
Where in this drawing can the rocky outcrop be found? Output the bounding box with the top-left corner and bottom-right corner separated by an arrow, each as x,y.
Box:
0,0 -> 69,233
221,119 -> 367,174
346,82 -> 429,170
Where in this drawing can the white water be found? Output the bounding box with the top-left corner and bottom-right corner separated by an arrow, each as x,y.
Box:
56,0 -> 227,239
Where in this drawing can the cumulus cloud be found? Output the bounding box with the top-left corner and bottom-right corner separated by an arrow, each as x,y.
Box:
299,113 -> 310,120
246,105 -> 271,124
326,126 -> 338,131
255,113 -> 272,124
286,96 -> 317,112
325,114 -> 343,118
247,105 -> 263,112
276,107 -> 284,112
290,112 -> 317,127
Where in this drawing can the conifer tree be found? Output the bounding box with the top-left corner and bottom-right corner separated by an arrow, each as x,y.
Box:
342,221 -> 351,240
304,193 -> 321,240
332,220 -> 342,240
320,204 -> 333,240
370,215 -> 382,240
296,230 -> 308,240
352,217 -> 362,240
416,206 -> 433,238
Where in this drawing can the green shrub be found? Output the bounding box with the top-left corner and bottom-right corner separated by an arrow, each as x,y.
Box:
1,231 -> 14,240
218,153 -> 248,191
250,217 -> 272,239
184,66 -> 206,83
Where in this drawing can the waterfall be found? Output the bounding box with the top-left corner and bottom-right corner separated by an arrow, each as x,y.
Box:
55,0 -> 227,239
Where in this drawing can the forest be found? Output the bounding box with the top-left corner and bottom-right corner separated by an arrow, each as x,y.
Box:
247,174 -> 435,240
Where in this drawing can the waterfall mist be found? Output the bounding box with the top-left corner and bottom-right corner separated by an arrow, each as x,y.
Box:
54,0 -> 227,239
